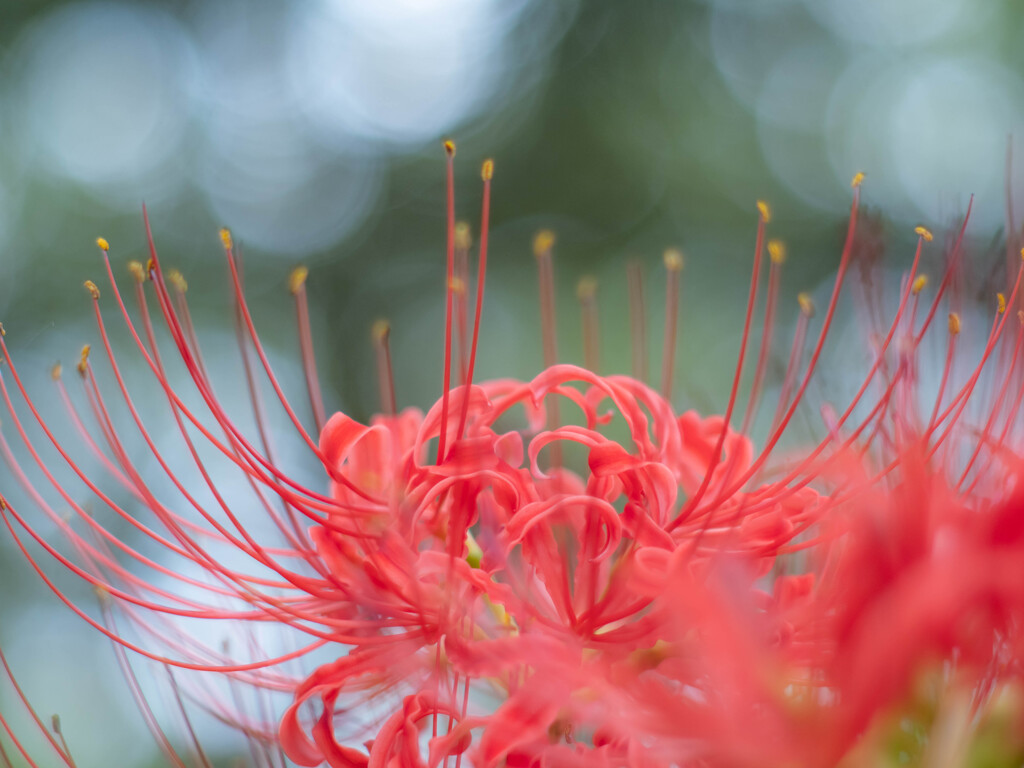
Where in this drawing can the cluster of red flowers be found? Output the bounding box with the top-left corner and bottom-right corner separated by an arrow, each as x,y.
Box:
2,147 -> 1024,767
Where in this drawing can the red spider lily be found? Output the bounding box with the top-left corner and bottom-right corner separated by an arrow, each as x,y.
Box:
2,148 -> 1024,768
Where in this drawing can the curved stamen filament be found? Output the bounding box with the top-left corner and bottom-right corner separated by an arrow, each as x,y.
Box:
437,140 -> 458,464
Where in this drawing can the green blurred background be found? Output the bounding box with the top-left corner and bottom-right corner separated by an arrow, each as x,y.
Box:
2,0 -> 1024,764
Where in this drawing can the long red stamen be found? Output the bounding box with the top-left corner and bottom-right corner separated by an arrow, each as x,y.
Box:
927,257 -> 1024,455
117,257 -> 368,522
289,266 -> 327,434
99,599 -> 190,768
671,201 -> 768,527
535,230 -> 559,370
534,230 -> 562,469
227,252 -> 309,543
454,159 -> 493,445
144,267 -> 319,554
660,248 -> 683,399
957,300 -> 1023,489
771,294 -> 813,433
454,221 -> 472,384
677,178 -> 866,522
81,280 -> 326,591
436,140 -> 458,464
0,643 -> 75,767
732,220 -> 932,514
758,241 -> 1020,520
740,239 -> 784,435
134,213 -> 377,508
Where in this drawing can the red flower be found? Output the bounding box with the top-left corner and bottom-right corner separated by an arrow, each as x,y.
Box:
3,154 -> 1024,768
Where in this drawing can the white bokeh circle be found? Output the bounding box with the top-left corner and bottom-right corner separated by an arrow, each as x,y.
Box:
10,2 -> 197,204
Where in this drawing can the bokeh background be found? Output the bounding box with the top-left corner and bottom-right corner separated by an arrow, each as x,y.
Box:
2,0 -> 1024,765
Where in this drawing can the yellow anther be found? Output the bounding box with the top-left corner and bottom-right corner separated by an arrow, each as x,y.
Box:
484,595 -> 512,627
289,266 -> 309,295
83,280 -> 100,300
51,362 -> 62,380
914,226 -> 933,242
1020,247 -> 1024,261
371,319 -> 391,342
145,258 -> 156,277
443,139 -> 456,157
481,158 -> 494,181
0,322 -> 5,337
629,639 -> 673,672
448,276 -> 466,294
998,293 -> 1007,314
0,494 -> 6,511
1018,310 -> 1024,325
77,345 -> 91,375
167,270 -> 188,293
576,276 -> 597,300
95,237 -> 109,252
533,229 -> 556,257
798,292 -> 815,317
851,171 -> 865,188
219,228 -> 233,250
454,222 -> 472,251
948,312 -> 961,335
127,261 -> 146,283
756,200 -> 771,223
465,531 -> 483,569
767,239 -> 786,264
663,248 -> 684,272
911,275 -> 928,295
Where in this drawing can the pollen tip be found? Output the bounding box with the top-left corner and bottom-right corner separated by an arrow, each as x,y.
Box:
77,344 -> 91,375
998,293 -> 1007,314
51,362 -> 62,380
145,257 -> 156,277
481,158 -> 494,181
911,275 -> 928,295
448,275 -> 466,294
0,494 -> 6,511
533,229 -> 556,257
914,225 -> 933,242
167,269 -> 188,293
127,260 -> 146,283
576,275 -> 597,300
851,171 -> 865,188
948,312 -> 961,335
219,228 -> 233,250
95,237 -> 109,252
798,292 -> 815,317
1018,309 -> 1024,325
454,222 -> 472,250
0,321 -> 5,337
51,714 -> 61,734
289,266 -> 309,295
663,248 -> 684,272
443,139 -> 456,157
756,200 -> 771,223
371,319 -> 391,342
83,280 -> 100,300
767,239 -> 786,264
